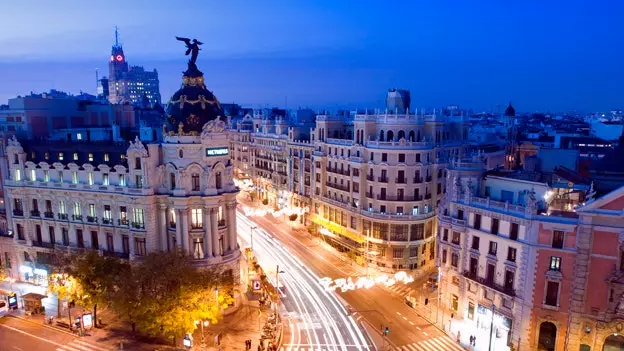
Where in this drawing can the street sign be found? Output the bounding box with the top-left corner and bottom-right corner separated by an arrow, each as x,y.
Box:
183,335 -> 192,347
82,313 -> 93,329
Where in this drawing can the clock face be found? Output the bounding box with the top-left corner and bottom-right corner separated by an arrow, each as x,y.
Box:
116,55 -> 123,62
110,55 -> 114,62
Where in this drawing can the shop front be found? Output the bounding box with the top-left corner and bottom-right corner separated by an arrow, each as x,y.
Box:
19,265 -> 49,287
462,302 -> 512,351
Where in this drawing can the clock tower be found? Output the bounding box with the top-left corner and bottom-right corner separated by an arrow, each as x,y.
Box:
108,27 -> 129,104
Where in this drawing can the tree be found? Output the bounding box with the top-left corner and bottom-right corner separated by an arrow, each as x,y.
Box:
68,251 -> 128,328
113,251 -> 234,344
0,265 -> 7,282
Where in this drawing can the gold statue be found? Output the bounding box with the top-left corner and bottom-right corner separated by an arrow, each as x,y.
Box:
178,122 -> 185,135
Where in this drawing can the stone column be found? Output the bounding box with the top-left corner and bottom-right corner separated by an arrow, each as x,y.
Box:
159,205 -> 168,251
181,208 -> 189,252
210,208 -> 219,256
227,202 -> 237,252
203,207 -> 212,258
175,209 -> 183,250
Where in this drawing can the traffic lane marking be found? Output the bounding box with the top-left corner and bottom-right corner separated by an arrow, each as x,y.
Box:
0,323 -> 64,347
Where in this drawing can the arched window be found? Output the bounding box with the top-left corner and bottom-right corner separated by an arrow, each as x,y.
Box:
379,130 -> 385,141
537,322 -> 557,351
215,172 -> 222,189
408,131 -> 415,142
179,149 -> 184,158
398,130 -> 405,140
387,130 -> 394,142
604,334 -> 624,351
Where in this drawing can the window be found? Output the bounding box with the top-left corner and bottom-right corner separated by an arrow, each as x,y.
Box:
122,235 -> 130,254
381,153 -> 387,162
104,153 -> 110,162
49,226 -> 55,244
192,173 -> 200,191
135,175 -> 143,188
491,218 -> 499,235
215,172 -> 222,189
549,256 -> 561,271
133,208 -> 145,228
170,173 -> 176,190
442,249 -> 447,264
58,171 -> 63,183
103,205 -> 111,220
88,153 -> 94,162
488,241 -> 498,255
76,229 -> 84,248
44,170 -> 49,182
193,238 -> 204,259
44,152 -> 49,160
134,238 -> 146,256
59,200 -> 66,214
106,233 -> 114,252
14,169 -> 21,181
545,281 -> 559,306
72,171 -> 78,184
409,246 -> 418,257
392,248 -> 404,258
471,236 -> 480,250
451,253 -> 459,268
191,208 -> 203,229
398,153 -> 405,162
89,204 -> 96,217
88,172 -> 94,185
442,228 -> 448,242
510,222 -> 519,240
422,243 -> 427,254
58,152 -> 64,161
91,231 -> 99,249
507,247 -> 517,262
73,202 -> 81,215
552,230 -> 564,249
30,169 -> 36,181
474,213 -> 482,230
451,231 -> 461,245
77,133 -> 82,141
73,152 -> 79,161
62,228 -> 69,246
135,157 -> 141,169
103,173 -> 109,185
119,174 -> 126,186
350,217 -> 357,230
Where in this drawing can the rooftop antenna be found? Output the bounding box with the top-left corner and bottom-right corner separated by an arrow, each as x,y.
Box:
114,26 -> 119,47
95,68 -> 99,90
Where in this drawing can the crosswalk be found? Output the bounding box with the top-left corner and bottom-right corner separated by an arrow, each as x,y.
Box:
398,336 -> 465,351
56,338 -> 114,351
386,284 -> 417,297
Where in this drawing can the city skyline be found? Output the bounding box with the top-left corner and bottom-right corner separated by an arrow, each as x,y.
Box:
1,1 -> 623,112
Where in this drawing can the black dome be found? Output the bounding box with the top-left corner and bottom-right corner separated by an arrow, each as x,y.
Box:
166,64 -> 223,134
504,102 -> 516,117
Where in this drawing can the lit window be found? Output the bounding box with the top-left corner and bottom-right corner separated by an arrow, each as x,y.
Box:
72,171 -> 78,184
104,153 -> 110,162
14,169 -> 21,181
88,153 -> 94,162
58,152 -> 64,161
73,153 -> 78,161
44,152 -> 49,160
30,169 -> 36,181
77,133 -> 82,141
119,174 -> 126,186
103,173 -> 109,186
88,172 -> 94,185
59,200 -> 66,214
191,209 -> 203,229
549,256 -> 561,271
73,202 -> 81,215
133,208 -> 145,227
89,204 -> 96,217
44,170 -> 49,182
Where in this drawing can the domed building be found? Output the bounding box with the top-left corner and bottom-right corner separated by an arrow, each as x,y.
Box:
3,53 -> 242,301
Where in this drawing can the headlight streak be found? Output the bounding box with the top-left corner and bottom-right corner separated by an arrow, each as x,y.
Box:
237,214 -> 370,351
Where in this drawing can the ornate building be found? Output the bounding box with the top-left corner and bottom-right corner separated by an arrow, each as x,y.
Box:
3,54 -> 240,291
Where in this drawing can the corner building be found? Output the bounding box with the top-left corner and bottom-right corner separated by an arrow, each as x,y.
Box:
3,60 -> 240,291
311,109 -> 468,271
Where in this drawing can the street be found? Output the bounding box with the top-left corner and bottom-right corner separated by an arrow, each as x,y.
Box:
237,209 -> 465,351
0,316 -> 114,351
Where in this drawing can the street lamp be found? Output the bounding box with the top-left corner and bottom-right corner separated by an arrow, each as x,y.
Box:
195,320 -> 210,345
275,265 -> 285,328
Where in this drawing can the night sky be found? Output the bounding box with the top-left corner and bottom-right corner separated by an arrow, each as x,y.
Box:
1,0 -> 622,112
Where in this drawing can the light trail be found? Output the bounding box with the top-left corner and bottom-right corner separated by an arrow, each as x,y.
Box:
237,213 -> 370,351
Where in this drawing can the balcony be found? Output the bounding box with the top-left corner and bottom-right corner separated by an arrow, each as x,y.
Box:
118,218 -> 129,226
304,167 -> 311,172
169,221 -> 176,229
44,211 -> 54,219
426,176 -> 432,182
326,182 -> 350,192
327,167 -> 350,176
13,209 -> 24,217
413,177 -> 423,184
58,213 -> 68,220
376,195 -> 419,201
30,210 -> 41,217
102,250 -> 130,259
72,214 -> 83,221
462,270 -> 516,297
377,176 -> 388,183
218,219 -> 226,227
425,193 -> 432,200
366,175 -> 374,181
87,216 -> 98,223
0,231 -> 13,238
102,218 -> 113,225
131,222 -> 145,230
33,241 -> 55,249
395,178 -> 407,184
366,192 -> 373,198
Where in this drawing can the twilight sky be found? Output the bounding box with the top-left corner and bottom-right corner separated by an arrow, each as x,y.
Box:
0,0 -> 622,112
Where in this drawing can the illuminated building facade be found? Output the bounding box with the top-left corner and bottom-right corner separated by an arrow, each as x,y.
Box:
437,154 -> 624,351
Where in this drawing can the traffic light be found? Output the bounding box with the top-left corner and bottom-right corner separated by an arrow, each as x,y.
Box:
425,298 -> 429,305
384,326 -> 389,335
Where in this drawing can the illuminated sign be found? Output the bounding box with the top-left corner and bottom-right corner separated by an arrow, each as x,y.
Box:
8,293 -> 17,310
82,313 -> 93,329
205,147 -> 228,157
252,280 -> 261,291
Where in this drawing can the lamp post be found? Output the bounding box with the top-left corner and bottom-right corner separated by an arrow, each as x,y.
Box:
195,320 -> 209,346
488,303 -> 495,351
436,266 -> 441,327
275,265 -> 285,328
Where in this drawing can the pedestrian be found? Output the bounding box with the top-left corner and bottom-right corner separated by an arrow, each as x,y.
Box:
457,330 -> 461,343
473,335 -> 476,346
